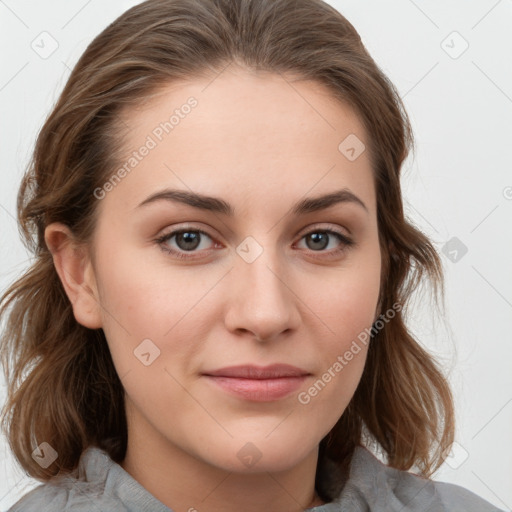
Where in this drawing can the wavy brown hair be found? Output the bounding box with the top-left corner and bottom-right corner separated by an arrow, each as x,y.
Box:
0,0 -> 454,501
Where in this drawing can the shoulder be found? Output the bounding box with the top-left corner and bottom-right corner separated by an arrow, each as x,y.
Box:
433,479 -> 504,511
6,447 -> 129,512
330,446 -> 505,512
6,481 -> 127,512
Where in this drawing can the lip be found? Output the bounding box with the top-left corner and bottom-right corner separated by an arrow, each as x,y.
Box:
202,364 -> 310,402
203,364 -> 310,379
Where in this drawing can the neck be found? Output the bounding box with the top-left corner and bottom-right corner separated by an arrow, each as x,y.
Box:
120,404 -> 326,512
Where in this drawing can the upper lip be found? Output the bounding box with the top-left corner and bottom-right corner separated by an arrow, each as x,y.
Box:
203,364 -> 310,379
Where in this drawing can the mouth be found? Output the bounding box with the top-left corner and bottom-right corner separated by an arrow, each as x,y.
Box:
202,364 -> 311,402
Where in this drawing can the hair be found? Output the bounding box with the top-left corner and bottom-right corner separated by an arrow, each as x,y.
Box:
0,0 -> 454,501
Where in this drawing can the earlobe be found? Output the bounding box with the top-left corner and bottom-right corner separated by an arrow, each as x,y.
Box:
44,222 -> 103,330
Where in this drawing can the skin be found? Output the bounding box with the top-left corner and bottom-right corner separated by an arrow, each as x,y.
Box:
46,65 -> 382,512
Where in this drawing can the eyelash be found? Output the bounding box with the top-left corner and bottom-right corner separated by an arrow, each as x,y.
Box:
155,225 -> 355,261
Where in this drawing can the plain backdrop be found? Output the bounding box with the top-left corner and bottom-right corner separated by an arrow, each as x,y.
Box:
1,0 -> 511,510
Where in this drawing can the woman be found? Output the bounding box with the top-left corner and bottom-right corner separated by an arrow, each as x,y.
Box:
0,0 -> 504,510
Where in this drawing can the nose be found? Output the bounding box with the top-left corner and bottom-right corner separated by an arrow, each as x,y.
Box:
224,246 -> 301,342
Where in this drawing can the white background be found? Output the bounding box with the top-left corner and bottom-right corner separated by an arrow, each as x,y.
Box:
1,0 -> 511,510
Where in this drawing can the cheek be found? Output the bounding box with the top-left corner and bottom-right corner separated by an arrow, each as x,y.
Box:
297,246 -> 380,395
296,273 -> 378,426
93,256 -> 212,428
93,244 -> 207,372
301,251 -> 381,343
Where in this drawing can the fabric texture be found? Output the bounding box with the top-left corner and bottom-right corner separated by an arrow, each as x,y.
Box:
7,445 -> 504,511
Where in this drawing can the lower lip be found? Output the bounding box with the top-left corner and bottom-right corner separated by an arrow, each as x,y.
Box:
204,375 -> 307,402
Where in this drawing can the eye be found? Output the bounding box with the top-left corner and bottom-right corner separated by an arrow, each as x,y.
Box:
295,227 -> 354,257
155,225 -> 354,261
155,228 -> 218,259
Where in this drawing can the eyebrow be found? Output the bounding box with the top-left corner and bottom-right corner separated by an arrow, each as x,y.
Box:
136,187 -> 368,215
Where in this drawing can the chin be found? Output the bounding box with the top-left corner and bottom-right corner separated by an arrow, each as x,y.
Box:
202,435 -> 318,474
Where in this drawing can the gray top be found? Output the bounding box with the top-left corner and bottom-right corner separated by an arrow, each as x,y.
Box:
7,445 -> 504,511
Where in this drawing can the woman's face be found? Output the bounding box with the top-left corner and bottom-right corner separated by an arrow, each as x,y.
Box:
84,67 -> 381,473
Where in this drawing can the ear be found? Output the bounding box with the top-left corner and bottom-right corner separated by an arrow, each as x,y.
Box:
45,222 -> 103,329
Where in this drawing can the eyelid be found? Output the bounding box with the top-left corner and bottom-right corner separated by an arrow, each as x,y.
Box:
155,222 -> 354,260
156,222 -> 350,243
156,223 -> 218,243
155,225 -> 219,251
295,222 -> 351,239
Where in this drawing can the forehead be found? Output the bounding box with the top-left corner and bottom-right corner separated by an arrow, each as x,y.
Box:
101,66 -> 375,217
